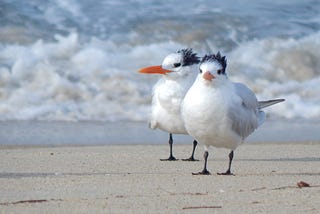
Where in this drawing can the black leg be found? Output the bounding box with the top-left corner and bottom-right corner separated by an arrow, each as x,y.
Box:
160,133 -> 178,161
217,150 -> 234,175
192,150 -> 210,175
182,140 -> 199,161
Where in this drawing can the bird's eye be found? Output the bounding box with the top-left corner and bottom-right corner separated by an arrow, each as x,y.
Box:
173,63 -> 181,68
199,68 -> 202,73
217,69 -> 222,75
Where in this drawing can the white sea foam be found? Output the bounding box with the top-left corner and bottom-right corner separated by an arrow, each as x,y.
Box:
1,0 -> 320,122
0,33 -> 181,121
0,32 -> 320,121
228,32 -> 320,119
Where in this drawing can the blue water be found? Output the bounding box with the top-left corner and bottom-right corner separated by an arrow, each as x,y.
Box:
1,120 -> 320,145
0,0 -> 320,124
2,1 -> 320,46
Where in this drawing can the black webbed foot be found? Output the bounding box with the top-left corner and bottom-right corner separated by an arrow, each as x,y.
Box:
217,170 -> 235,176
182,157 -> 199,161
160,155 -> 178,161
192,169 -> 211,175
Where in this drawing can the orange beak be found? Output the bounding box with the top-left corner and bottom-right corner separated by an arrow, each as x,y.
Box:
203,71 -> 215,81
138,65 -> 172,75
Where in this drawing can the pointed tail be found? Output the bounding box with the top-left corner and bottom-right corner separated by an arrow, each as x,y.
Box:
258,99 -> 285,109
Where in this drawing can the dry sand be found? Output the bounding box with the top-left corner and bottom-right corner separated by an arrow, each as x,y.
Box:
0,143 -> 319,213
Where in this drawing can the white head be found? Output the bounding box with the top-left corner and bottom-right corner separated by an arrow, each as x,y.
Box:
198,52 -> 228,86
139,49 -> 200,79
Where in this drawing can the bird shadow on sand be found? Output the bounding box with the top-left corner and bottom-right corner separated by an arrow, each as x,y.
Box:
236,157 -> 320,162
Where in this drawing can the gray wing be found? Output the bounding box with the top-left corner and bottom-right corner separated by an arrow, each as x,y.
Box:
228,83 -> 261,139
234,83 -> 258,110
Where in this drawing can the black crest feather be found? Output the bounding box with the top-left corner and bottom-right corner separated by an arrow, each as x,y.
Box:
177,48 -> 200,66
201,52 -> 227,74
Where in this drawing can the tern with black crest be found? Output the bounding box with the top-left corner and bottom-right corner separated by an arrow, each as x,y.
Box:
139,49 -> 200,161
181,52 -> 285,175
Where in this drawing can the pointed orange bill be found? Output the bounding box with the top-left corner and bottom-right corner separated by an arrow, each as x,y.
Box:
138,65 -> 172,74
203,71 -> 215,81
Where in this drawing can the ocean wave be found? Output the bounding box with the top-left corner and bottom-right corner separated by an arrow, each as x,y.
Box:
228,32 -> 320,119
0,31 -> 320,121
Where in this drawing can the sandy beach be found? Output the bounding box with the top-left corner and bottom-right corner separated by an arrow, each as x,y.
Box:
0,143 -> 319,213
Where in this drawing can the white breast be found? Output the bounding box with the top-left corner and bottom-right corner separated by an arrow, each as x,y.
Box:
181,77 -> 242,150
150,73 -> 195,134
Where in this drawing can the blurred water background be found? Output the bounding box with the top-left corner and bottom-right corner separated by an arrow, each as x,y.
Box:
1,0 -> 320,145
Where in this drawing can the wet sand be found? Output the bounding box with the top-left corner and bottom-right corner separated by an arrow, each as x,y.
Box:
0,143 -> 319,213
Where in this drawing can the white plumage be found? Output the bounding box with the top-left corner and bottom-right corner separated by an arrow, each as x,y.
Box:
181,53 -> 284,175
139,49 -> 200,161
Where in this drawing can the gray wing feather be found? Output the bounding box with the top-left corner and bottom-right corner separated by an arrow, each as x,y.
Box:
228,83 -> 260,139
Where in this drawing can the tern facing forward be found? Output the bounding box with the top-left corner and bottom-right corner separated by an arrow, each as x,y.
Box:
181,52 -> 285,174
139,49 -> 200,161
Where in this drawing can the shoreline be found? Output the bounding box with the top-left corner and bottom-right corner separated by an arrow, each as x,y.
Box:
0,140 -> 319,150
0,119 -> 320,146
1,144 -> 319,213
